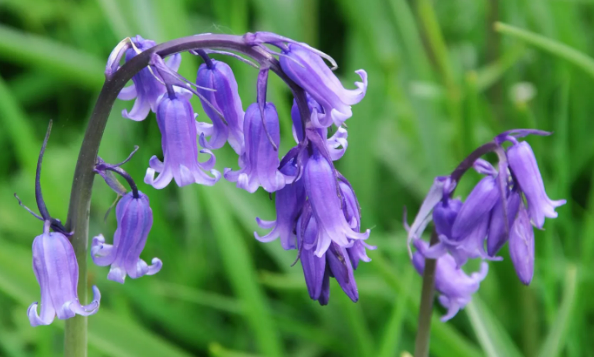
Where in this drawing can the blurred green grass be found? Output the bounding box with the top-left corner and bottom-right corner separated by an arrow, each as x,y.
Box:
0,0 -> 591,356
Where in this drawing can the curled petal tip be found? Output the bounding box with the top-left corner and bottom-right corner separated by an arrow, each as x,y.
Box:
147,258 -> 163,275
28,302 -> 52,327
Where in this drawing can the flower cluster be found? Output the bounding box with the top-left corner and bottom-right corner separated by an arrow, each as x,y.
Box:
406,130 -> 565,321
20,31 -> 374,328
110,33 -> 374,304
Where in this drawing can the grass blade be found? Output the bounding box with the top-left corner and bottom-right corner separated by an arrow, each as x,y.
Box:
495,22 -> 594,80
538,264 -> 578,357
465,297 -> 523,357
202,186 -> 284,357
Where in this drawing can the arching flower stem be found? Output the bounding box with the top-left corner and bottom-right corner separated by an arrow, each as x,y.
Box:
64,34 -> 311,357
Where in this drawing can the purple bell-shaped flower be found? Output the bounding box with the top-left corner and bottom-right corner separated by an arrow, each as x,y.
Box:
279,43 -> 367,128
224,102 -> 286,193
508,202 -> 535,285
304,151 -> 370,257
91,191 -> 162,283
118,35 -> 182,121
413,239 -> 488,321
507,141 -> 566,229
145,88 -> 220,189
29,221 -> 101,326
297,203 -> 359,305
254,179 -> 306,250
196,58 -> 245,154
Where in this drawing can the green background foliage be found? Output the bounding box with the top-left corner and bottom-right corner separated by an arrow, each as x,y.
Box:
0,0 -> 591,356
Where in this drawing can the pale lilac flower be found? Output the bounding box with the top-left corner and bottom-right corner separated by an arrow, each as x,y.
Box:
304,151 -> 370,257
224,102 -> 285,193
118,35 -> 181,121
145,89 -> 220,189
279,43 -> 367,128
254,179 -> 306,250
28,221 -> 101,326
509,203 -> 535,285
413,239 -> 488,321
507,141 -> 566,228
196,58 -> 245,154
91,191 -> 161,283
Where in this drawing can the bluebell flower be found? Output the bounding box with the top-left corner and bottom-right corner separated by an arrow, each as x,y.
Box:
145,88 -> 220,189
508,202 -> 535,285
118,35 -> 182,121
254,179 -> 306,250
451,174 -> 499,240
224,102 -> 286,193
487,190 -> 521,256
279,43 -> 367,128
339,178 -> 374,268
297,203 -> 359,304
304,151 -> 370,257
290,97 -> 348,160
91,191 -> 161,283
413,239 -> 488,321
29,221 -> 101,326
196,58 -> 245,154
506,140 -> 566,229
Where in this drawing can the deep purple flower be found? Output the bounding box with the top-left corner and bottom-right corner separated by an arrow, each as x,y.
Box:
507,141 -> 566,229
509,203 -> 535,285
298,207 -> 327,301
297,204 -> 359,304
433,198 -> 463,240
487,190 -> 521,256
339,179 -> 375,268
290,97 -> 348,160
196,59 -> 245,154
304,151 -> 370,257
255,179 -> 306,250
118,35 -> 181,121
451,175 -> 499,240
145,89 -> 220,189
28,221 -> 101,326
280,43 -> 367,128
413,239 -> 488,321
91,191 -> 161,283
224,102 -> 286,193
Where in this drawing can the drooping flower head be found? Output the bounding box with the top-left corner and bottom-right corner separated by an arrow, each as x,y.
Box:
145,88 -> 220,189
117,35 -> 182,121
224,102 -> 285,193
196,55 -> 245,154
91,191 -> 161,283
406,129 -> 565,303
